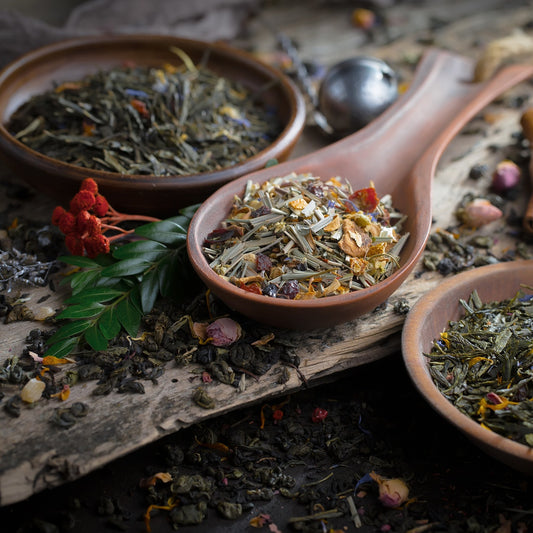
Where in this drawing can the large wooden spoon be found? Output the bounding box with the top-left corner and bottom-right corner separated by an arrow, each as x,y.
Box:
187,48 -> 533,329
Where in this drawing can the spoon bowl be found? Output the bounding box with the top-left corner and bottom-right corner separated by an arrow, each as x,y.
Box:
187,48 -> 533,329
402,260 -> 533,473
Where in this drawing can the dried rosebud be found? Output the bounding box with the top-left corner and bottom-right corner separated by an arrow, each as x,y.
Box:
491,160 -> 520,193
369,471 -> 409,508
457,198 -> 503,228
80,178 -> 99,195
51,205 -> 67,226
58,211 -> 77,235
311,407 -> 328,423
93,194 -> 109,217
70,190 -> 96,215
206,317 -> 242,346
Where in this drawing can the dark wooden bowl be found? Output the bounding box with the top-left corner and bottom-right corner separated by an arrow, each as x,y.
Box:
402,260 -> 533,474
187,48 -> 533,330
0,35 -> 306,216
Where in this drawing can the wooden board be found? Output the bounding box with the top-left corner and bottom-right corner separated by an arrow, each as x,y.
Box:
1,0 -> 533,507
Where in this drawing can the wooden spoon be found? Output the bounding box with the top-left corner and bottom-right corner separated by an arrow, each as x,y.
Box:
187,48 -> 533,329
520,108 -> 533,234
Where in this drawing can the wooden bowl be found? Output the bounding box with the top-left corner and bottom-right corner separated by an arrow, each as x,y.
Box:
402,260 -> 533,474
0,35 -> 305,216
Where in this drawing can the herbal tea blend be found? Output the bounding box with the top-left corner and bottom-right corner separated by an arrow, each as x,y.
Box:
7,51 -> 281,176
202,173 -> 408,299
426,289 -> 533,447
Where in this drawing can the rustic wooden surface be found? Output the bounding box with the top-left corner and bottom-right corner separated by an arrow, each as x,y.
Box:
2,0 -> 533,507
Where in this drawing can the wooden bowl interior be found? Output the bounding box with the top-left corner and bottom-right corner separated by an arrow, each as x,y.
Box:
402,260 -> 533,473
0,36 -> 305,214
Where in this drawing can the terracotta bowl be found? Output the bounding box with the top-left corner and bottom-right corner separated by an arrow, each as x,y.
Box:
187,48 -> 533,330
402,260 -> 533,474
0,35 -> 306,216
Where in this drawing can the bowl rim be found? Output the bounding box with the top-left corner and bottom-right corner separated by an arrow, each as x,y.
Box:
402,260 -> 533,463
0,34 -> 306,190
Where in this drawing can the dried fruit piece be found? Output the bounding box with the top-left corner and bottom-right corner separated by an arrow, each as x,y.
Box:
20,378 -> 46,403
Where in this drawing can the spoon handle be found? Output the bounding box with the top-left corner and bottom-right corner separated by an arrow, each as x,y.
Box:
292,48 -> 533,183
412,59 -> 533,193
519,109 -> 533,234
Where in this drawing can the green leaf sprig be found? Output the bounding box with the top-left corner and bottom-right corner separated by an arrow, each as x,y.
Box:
45,205 -> 199,358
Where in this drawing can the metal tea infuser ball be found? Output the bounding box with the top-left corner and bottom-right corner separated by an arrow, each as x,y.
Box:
318,56 -> 399,137
265,23 -> 399,136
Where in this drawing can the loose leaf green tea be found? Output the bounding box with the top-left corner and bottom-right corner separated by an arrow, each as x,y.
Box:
426,289 -> 533,447
203,173 -> 408,299
8,50 -> 281,176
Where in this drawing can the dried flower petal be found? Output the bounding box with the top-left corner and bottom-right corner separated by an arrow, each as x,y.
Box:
311,407 -> 328,423
369,471 -> 409,508
206,317 -> 242,346
272,409 -> 284,421
349,186 -> 379,212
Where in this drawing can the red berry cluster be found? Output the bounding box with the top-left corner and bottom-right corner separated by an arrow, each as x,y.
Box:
52,178 -> 161,258
52,178 -> 111,258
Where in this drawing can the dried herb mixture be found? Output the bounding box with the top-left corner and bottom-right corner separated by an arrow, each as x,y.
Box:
8,51 -> 281,176
203,173 -> 408,299
426,289 -> 533,447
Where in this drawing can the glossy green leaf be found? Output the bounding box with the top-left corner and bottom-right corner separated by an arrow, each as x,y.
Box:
129,285 -> 142,313
100,258 -> 152,278
65,287 -> 124,305
117,295 -> 142,337
69,269 -> 102,294
139,268 -> 160,314
46,319 -> 93,345
84,323 -> 109,351
59,255 -> 100,268
159,251 -> 199,301
56,302 -> 104,320
98,306 -> 122,340
113,240 -> 167,260
178,203 -> 200,220
158,254 -> 174,296
44,337 -> 79,358
135,220 -> 187,245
